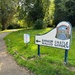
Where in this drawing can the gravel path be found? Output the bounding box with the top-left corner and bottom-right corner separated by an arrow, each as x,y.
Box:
0,32 -> 34,75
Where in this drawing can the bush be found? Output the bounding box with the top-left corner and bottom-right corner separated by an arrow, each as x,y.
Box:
7,24 -> 21,29
34,19 -> 44,29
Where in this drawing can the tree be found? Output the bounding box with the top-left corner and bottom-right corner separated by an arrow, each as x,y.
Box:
65,0 -> 75,26
0,0 -> 18,30
18,0 -> 56,28
53,0 -> 64,25
54,0 -> 75,26
42,0 -> 55,27
18,0 -> 44,28
42,0 -> 50,27
18,0 -> 35,26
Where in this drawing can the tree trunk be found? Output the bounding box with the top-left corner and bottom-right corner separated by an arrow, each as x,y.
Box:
2,24 -> 6,30
1,18 -> 6,30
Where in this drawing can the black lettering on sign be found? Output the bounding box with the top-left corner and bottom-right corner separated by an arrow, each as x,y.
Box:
42,39 -> 53,46
54,41 -> 69,49
66,42 -> 69,48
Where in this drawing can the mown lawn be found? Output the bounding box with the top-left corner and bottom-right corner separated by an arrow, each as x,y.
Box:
4,28 -> 75,75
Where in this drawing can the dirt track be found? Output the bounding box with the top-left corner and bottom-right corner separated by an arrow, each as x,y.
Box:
0,32 -> 34,75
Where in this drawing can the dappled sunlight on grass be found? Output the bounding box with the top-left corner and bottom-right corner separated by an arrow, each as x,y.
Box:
38,28 -> 52,34
30,45 -> 37,51
0,29 -> 24,33
44,28 -> 52,32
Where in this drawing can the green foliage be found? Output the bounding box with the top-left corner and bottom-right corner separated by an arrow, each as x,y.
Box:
4,28 -> 75,75
43,0 -> 55,27
17,20 -> 28,28
54,0 -> 75,26
0,0 -> 18,30
7,24 -> 21,29
18,0 -> 55,28
29,0 -> 44,21
1,0 -> 75,30
34,19 -> 44,29
18,0 -> 44,28
53,0 -> 63,25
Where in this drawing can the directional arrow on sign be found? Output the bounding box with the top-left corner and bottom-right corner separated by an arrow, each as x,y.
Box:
36,40 -> 41,43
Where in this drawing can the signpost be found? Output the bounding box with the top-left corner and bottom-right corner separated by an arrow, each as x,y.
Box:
24,34 -> 30,46
35,21 -> 72,64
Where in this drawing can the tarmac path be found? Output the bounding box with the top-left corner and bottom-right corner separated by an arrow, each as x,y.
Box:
0,32 -> 34,75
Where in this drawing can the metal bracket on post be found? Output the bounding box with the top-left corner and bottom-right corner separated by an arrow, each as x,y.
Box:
38,45 -> 40,56
64,49 -> 68,64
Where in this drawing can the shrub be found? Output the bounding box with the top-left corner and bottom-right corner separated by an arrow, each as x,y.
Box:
7,24 -> 21,29
34,19 -> 44,29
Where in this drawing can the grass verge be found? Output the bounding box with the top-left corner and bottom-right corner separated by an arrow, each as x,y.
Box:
4,28 -> 75,75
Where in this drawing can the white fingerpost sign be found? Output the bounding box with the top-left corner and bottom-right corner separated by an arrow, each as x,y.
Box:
35,21 -> 72,49
24,34 -> 30,43
35,21 -> 72,64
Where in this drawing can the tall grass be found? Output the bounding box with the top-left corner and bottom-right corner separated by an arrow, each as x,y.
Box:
4,28 -> 75,75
